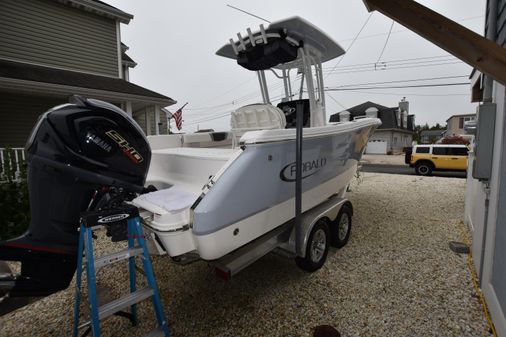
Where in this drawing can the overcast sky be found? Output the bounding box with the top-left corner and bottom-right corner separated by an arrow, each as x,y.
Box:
105,0 -> 485,132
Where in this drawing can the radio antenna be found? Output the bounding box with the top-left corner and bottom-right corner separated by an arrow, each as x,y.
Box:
226,4 -> 271,23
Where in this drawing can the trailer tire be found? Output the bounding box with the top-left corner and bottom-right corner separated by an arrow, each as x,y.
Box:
330,204 -> 352,248
295,220 -> 330,272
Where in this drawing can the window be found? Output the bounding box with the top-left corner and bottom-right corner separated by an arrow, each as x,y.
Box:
432,147 -> 447,155
447,147 -> 468,156
416,146 -> 430,153
458,116 -> 475,128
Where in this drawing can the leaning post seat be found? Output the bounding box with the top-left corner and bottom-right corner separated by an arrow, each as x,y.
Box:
230,104 -> 286,138
230,104 -> 287,147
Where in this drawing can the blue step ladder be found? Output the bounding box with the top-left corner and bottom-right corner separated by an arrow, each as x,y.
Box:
72,205 -> 170,337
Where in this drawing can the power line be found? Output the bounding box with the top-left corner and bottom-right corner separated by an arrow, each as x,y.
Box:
324,13 -> 373,80
323,60 -> 463,76
186,73 -> 303,121
327,75 -> 469,89
185,76 -> 257,112
341,90 -> 469,97
325,82 -> 469,91
338,15 -> 483,43
187,58 -> 464,120
322,55 -> 456,71
322,56 -> 458,74
375,20 -> 395,64
226,4 -> 270,23
324,54 -> 455,67
186,75 -> 469,124
185,90 -> 293,126
326,92 -> 346,109
185,110 -> 234,126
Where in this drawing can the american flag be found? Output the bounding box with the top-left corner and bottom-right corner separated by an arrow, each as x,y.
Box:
171,103 -> 187,130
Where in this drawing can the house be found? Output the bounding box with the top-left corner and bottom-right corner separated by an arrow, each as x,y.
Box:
362,0 -> 506,334
419,129 -> 444,144
329,99 -> 415,154
0,0 -> 176,148
445,113 -> 477,136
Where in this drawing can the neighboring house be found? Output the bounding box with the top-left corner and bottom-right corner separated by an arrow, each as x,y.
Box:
0,0 -> 176,148
419,130 -> 444,144
445,113 -> 476,136
362,0 -> 506,334
329,99 -> 415,154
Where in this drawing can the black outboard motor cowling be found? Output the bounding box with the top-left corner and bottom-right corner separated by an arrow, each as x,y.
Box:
0,96 -> 151,296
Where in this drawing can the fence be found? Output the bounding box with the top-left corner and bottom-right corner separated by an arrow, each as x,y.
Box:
0,147 -> 26,181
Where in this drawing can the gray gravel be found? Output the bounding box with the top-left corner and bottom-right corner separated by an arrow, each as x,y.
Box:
0,173 -> 490,337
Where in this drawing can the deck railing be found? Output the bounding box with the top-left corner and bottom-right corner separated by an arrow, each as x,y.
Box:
0,147 -> 26,181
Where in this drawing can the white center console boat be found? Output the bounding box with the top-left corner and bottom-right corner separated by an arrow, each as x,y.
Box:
133,17 -> 381,273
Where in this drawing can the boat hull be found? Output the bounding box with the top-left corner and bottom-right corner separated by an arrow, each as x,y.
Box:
190,121 -> 377,259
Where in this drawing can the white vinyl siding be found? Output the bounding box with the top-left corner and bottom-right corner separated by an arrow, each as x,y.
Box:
0,0 -> 119,77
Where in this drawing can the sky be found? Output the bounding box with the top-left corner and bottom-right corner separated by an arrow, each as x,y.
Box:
105,0 -> 485,132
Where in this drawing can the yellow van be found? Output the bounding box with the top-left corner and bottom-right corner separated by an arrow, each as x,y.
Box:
405,144 -> 469,175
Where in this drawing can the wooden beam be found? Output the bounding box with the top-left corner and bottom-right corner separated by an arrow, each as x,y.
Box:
362,0 -> 506,86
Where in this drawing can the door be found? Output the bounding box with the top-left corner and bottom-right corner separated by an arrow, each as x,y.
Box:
431,147 -> 450,169
365,140 -> 387,154
447,146 -> 468,170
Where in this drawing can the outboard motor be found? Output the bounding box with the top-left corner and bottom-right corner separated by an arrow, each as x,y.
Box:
0,96 -> 151,297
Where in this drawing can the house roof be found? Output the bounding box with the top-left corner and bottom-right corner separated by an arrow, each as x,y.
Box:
377,107 -> 400,129
329,101 -> 410,131
0,59 -> 174,104
445,113 -> 476,122
122,52 -> 137,67
56,0 -> 133,23
343,101 -> 389,115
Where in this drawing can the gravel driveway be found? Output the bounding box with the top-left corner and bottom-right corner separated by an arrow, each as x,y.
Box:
0,173 -> 490,337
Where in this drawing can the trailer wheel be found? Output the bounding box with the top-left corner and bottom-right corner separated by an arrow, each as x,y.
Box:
331,204 -> 352,248
295,220 -> 330,272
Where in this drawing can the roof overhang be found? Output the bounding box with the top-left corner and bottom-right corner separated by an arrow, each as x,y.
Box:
57,0 -> 133,24
362,0 -> 506,86
445,113 -> 477,122
0,59 -> 175,107
122,52 -> 137,68
0,77 -> 175,109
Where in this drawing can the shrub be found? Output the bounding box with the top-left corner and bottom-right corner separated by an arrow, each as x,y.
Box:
441,135 -> 470,145
0,148 -> 30,241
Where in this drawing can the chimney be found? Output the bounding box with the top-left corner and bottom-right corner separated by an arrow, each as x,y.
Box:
339,110 -> 350,122
365,107 -> 378,118
399,97 -> 409,128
